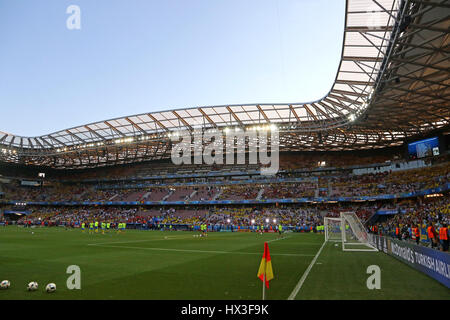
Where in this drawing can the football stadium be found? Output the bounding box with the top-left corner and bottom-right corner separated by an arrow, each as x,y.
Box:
0,0 -> 449,303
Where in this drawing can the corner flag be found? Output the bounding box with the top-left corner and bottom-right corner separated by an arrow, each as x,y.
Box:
257,242 -> 274,289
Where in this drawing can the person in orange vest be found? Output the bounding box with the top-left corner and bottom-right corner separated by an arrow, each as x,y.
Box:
395,226 -> 401,240
414,226 -> 420,245
427,223 -> 438,249
439,224 -> 448,252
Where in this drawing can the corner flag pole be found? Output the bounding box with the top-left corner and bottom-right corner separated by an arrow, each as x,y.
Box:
262,273 -> 265,300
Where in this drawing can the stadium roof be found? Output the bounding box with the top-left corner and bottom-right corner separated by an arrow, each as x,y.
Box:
1,0 -> 449,168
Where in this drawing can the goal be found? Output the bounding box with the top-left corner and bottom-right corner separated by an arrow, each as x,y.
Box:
324,217 -> 342,242
324,213 -> 377,252
340,212 -> 377,252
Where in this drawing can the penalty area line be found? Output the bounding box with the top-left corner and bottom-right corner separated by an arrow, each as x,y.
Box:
287,240 -> 327,300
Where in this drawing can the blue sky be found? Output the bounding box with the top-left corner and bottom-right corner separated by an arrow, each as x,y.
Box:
0,0 -> 345,136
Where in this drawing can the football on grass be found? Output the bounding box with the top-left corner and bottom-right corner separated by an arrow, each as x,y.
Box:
45,283 -> 56,293
0,280 -> 10,289
27,282 -> 38,291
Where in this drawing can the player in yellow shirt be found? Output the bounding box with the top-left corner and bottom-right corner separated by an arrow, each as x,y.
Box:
278,224 -> 283,238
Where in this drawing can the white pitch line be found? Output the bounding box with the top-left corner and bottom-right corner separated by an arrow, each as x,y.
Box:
267,236 -> 290,243
87,240 -> 156,246
88,243 -> 315,257
88,234 -> 290,247
287,241 -> 327,300
87,236 -> 194,246
279,242 -> 323,246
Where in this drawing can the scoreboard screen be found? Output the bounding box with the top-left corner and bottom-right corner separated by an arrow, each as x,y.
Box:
407,137 -> 440,159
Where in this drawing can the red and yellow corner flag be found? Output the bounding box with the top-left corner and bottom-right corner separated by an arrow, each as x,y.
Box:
257,241 -> 274,288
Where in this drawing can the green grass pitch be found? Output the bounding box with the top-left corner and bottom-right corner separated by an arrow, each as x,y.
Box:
0,226 -> 448,300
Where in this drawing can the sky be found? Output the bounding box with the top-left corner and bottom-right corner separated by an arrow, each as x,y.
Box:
0,0 -> 345,137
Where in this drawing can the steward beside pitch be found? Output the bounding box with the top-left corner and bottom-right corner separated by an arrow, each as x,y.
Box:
439,224 -> 448,251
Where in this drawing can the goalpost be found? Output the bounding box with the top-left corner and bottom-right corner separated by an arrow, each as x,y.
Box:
340,212 -> 377,252
324,212 -> 377,252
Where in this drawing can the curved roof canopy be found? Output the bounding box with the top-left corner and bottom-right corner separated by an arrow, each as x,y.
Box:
1,0 -> 449,168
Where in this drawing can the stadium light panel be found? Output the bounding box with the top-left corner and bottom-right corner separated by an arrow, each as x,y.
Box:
349,114 -> 356,122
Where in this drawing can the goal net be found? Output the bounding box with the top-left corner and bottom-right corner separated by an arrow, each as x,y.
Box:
324,217 -> 342,242
340,212 -> 377,252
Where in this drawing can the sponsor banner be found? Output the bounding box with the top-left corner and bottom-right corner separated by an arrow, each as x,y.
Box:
376,209 -> 398,215
369,234 -> 450,288
376,209 -> 407,215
